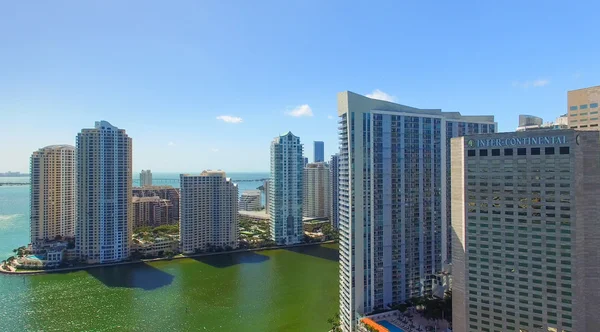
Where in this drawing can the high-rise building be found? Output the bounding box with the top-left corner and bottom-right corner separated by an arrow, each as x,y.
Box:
132,186 -> 180,223
303,162 -> 330,218
263,179 -> 270,213
451,130 -> 600,332
567,85 -> 600,129
329,154 -> 340,229
140,169 -> 153,186
76,121 -> 132,264
30,145 -> 75,245
516,114 -> 568,132
270,132 -> 304,245
337,91 -> 496,331
314,141 -> 325,162
303,157 -> 309,168
180,171 -> 238,254
239,190 -> 261,211
132,196 -> 172,228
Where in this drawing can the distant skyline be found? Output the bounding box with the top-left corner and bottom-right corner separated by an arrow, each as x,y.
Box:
2,1 -> 599,172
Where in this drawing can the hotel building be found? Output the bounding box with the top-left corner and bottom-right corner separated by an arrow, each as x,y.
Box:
180,171 -> 238,254
30,145 -> 76,245
270,132 -> 304,245
303,162 -> 330,219
76,121 -> 132,264
567,85 -> 600,129
451,130 -> 600,332
337,91 -> 495,331
330,153 -> 340,229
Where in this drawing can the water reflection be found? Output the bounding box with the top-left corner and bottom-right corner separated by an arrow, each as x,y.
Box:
191,251 -> 269,268
285,244 -> 339,262
86,262 -> 175,290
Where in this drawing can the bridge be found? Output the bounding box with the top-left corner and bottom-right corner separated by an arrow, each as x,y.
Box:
0,183 -> 30,186
151,178 -> 269,184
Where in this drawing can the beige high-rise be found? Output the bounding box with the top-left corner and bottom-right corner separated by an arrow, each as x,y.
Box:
452,130 -> 600,332
76,121 -> 132,264
303,162 -> 330,218
567,85 -> 600,129
30,145 -> 75,245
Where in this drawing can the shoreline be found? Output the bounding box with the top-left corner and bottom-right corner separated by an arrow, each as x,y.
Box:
0,240 -> 337,275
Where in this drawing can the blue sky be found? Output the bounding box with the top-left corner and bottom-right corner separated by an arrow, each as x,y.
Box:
1,1 -> 599,172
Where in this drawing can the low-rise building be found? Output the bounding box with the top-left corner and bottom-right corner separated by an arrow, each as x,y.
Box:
132,236 -> 179,257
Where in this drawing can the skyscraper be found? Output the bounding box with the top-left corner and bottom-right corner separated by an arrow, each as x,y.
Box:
451,130 -> 600,332
303,162 -> 330,219
132,186 -> 180,223
76,121 -> 132,264
30,145 -> 75,245
567,85 -> 600,129
314,141 -> 324,162
263,179 -> 270,213
337,91 -> 495,331
270,132 -> 304,245
180,171 -> 238,254
140,169 -> 153,186
329,154 -> 340,229
303,157 -> 309,168
239,190 -> 261,211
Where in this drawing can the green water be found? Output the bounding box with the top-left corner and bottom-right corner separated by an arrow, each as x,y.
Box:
0,178 -> 339,332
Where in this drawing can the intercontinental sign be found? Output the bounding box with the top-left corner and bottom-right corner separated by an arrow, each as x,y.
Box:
467,135 -> 568,148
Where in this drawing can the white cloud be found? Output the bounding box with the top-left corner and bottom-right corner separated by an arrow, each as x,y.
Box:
366,89 -> 397,102
211,148 -> 219,152
327,115 -> 334,120
216,115 -> 243,124
512,79 -> 550,89
286,104 -> 313,117
168,141 -> 175,146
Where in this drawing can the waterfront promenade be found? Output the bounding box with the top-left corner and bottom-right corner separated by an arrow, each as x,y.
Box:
0,240 -> 337,275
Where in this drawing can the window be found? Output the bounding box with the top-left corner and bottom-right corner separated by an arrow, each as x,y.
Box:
580,104 -> 588,109
569,106 -> 578,111
504,148 -> 513,156
545,147 -> 555,155
591,103 -> 598,108
468,150 -> 476,157
559,147 -> 570,154
492,149 -> 500,156
517,148 -> 526,155
480,149 -> 488,156
530,147 -> 540,155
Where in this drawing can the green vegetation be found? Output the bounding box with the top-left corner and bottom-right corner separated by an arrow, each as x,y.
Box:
134,224 -> 179,235
327,312 -> 342,332
388,291 -> 452,323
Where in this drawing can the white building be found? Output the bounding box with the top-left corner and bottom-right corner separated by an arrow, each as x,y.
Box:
180,171 -> 238,254
263,179 -> 270,213
76,121 -> 132,264
239,190 -> 261,211
516,114 -> 568,131
140,169 -> 153,186
269,132 -> 304,245
329,154 -> 340,229
30,145 -> 75,246
303,162 -> 330,219
337,91 -> 496,331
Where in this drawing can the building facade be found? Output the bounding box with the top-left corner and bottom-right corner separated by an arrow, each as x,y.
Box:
132,196 -> 173,228
263,179 -> 270,213
270,132 -> 304,245
516,114 -> 568,132
132,186 -> 180,222
180,171 -> 238,254
303,162 -> 330,218
337,91 -> 496,331
451,130 -> 600,332
567,85 -> 600,129
30,145 -> 76,245
76,121 -> 132,264
314,141 -> 325,162
140,169 -> 153,186
303,157 -> 309,168
330,153 -> 340,229
239,190 -> 261,211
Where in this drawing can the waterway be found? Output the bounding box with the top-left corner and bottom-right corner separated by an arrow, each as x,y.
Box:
0,174 -> 339,331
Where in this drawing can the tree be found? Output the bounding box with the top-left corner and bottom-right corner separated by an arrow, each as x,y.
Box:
327,313 -> 342,332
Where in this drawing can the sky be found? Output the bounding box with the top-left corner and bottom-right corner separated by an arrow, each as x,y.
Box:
2,1 -> 599,173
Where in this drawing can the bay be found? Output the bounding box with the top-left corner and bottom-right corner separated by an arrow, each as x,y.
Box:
0,173 -> 339,332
